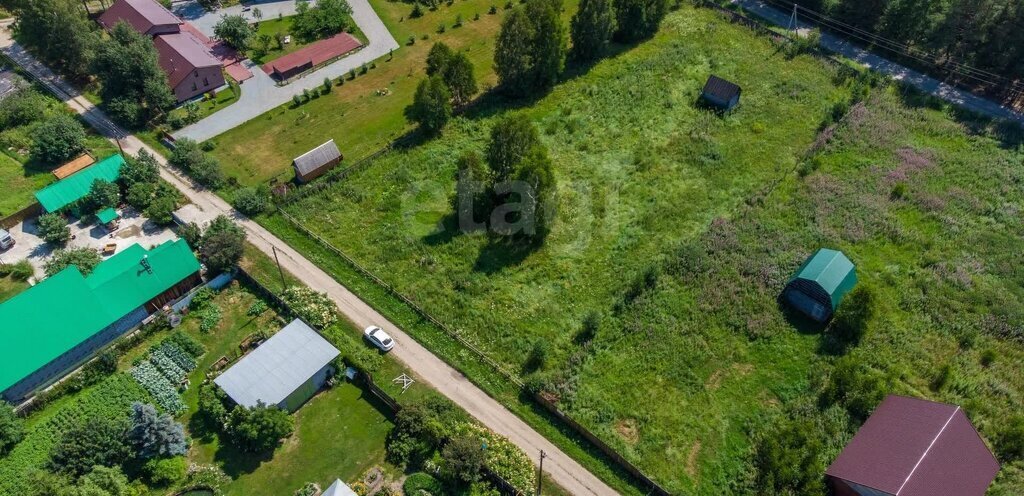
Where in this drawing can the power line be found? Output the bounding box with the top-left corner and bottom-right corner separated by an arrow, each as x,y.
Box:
759,0 -> 1023,92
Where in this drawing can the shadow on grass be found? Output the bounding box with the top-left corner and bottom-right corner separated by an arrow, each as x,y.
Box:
472,236 -> 542,274
214,440 -> 275,478
895,84 -> 1024,149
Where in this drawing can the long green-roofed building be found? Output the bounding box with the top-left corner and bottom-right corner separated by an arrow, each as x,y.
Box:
783,248 -> 858,323
0,239 -> 201,402
34,154 -> 124,214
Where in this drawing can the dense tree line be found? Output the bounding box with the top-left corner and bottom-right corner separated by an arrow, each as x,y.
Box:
2,0 -> 175,127
788,0 -> 1024,94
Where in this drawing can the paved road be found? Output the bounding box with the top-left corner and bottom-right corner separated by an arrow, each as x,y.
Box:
732,0 -> 1024,124
172,0 -> 399,142
0,24 -> 618,496
173,0 -> 320,37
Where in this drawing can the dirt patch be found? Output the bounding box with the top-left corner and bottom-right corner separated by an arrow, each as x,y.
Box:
686,441 -> 701,478
115,225 -> 141,238
615,419 -> 639,445
706,364 -> 753,391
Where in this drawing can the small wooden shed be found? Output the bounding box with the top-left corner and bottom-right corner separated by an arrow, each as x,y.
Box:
292,139 -> 342,184
783,248 -> 857,322
700,75 -> 742,111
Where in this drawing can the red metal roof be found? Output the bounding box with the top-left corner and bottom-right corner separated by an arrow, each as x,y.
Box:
154,32 -> 222,87
826,395 -> 999,496
98,0 -> 182,35
262,33 -> 363,76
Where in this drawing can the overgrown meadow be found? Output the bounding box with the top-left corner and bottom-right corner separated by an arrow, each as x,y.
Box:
267,4 -> 863,492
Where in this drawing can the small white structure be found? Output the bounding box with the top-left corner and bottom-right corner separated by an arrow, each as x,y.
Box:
322,479 -> 358,496
214,319 -> 340,412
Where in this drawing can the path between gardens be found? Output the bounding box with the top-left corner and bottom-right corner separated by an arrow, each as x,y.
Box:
729,0 -> 1024,124
0,22 -> 619,496
172,0 -> 400,142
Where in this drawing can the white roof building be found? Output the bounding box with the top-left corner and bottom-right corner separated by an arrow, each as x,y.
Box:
214,319 -> 340,412
323,479 -> 359,496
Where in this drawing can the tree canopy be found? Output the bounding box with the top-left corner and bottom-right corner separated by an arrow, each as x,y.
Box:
200,215 -> 246,275
0,402 -> 24,456
406,75 -> 453,134
494,0 -> 566,97
226,402 -> 294,453
44,247 -> 103,277
49,417 -> 131,478
214,15 -> 254,50
31,114 -> 86,165
4,0 -> 99,77
612,0 -> 668,42
128,402 -> 188,460
570,0 -> 616,60
91,22 -> 175,128
292,0 -> 353,42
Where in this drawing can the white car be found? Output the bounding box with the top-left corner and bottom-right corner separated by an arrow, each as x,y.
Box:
364,326 -> 395,352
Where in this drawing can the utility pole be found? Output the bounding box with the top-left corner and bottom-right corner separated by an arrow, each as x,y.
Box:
536,450 -> 546,496
787,3 -> 798,33
272,245 -> 287,292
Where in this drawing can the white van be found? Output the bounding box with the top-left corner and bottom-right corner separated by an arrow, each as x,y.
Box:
0,229 -> 14,251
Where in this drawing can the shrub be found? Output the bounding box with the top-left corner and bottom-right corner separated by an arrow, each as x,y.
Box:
577,311 -> 600,343
10,260 -> 34,282
32,114 -> 86,165
295,482 -> 319,496
980,349 -> 997,367
524,339 -> 549,372
126,181 -> 157,210
754,417 -> 827,495
441,434 -> 487,484
293,94 -> 302,106
829,286 -> 875,349
820,356 -> 890,421
323,77 -> 333,93
226,402 -> 294,452
232,186 -> 270,216
0,402 -> 25,455
36,212 -> 70,245
190,287 -> 216,311
247,300 -> 268,316
49,417 -> 131,477
281,286 -> 338,329
45,247 -> 102,277
198,382 -> 230,428
995,415 -> 1024,462
145,193 -> 178,226
144,456 -> 187,486
178,222 -> 204,250
200,216 -> 245,274
489,4 -> 497,14
411,3 -> 424,17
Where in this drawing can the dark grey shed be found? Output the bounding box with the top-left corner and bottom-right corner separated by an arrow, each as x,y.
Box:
293,139 -> 343,183
700,75 -> 742,111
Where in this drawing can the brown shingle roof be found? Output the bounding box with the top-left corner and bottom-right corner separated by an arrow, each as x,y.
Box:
98,0 -> 182,35
154,32 -> 222,88
826,395 -> 999,496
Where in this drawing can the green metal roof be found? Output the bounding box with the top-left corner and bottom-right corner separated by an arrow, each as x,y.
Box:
35,154 -> 124,213
0,239 -> 200,394
790,248 -> 857,309
96,207 -> 119,224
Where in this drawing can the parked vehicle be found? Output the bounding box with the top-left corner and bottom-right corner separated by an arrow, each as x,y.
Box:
363,325 -> 395,352
0,229 -> 14,251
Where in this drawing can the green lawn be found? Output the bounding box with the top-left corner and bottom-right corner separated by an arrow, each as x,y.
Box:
0,275 -> 29,304
0,152 -> 50,218
246,16 -> 366,66
210,0 -> 520,186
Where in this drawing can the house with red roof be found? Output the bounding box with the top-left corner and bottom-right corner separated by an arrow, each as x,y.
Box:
826,395 -> 1000,496
98,0 -> 225,102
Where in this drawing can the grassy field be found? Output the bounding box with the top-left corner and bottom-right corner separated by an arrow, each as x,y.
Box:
209,0 -> 530,186
255,3 -> 864,492
0,274 -> 28,303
